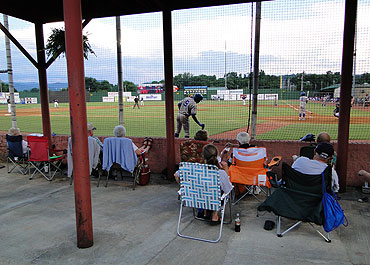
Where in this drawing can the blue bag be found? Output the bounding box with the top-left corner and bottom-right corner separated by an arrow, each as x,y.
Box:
321,172 -> 348,233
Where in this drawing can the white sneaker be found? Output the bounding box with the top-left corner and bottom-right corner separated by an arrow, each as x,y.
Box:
299,117 -> 302,120
253,186 -> 261,195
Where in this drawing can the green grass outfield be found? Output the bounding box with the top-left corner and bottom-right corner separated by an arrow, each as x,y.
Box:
0,100 -> 369,141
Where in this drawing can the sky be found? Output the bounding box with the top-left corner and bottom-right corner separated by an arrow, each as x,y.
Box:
0,0 -> 369,86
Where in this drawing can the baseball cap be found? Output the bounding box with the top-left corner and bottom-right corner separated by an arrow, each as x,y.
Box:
87,122 -> 96,131
315,142 -> 334,159
193,93 -> 203,103
301,91 -> 306,96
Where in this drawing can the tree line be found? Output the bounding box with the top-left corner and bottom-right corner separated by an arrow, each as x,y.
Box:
3,71 -> 370,93
173,71 -> 370,91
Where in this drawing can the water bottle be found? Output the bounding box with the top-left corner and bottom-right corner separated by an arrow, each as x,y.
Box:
235,213 -> 241,232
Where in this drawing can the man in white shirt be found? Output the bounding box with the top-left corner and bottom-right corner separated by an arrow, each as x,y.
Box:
292,142 -> 339,192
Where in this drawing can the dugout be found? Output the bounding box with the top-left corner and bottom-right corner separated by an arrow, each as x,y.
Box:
0,0 -> 359,248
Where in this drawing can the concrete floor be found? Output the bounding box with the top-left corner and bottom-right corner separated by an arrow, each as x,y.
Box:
0,166 -> 369,265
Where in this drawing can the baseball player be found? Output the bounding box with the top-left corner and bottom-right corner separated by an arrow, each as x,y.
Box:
334,103 -> 340,118
175,93 -> 204,138
242,95 -> 246,105
7,98 -> 11,113
53,99 -> 59,108
299,91 -> 308,120
133,96 -> 140,109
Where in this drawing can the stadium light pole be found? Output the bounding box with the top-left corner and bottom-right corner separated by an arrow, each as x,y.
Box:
3,14 -> 17,128
116,16 -> 124,125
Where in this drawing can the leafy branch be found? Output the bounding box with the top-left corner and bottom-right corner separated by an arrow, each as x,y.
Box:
45,28 -> 96,60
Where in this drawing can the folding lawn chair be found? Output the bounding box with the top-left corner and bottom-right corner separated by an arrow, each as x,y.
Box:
6,134 -> 28,174
99,137 -> 143,189
67,136 -> 101,185
28,136 -> 65,181
177,162 -> 233,243
228,147 -> 281,205
257,162 -> 333,242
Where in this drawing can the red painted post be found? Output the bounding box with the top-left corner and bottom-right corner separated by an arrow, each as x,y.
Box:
163,10 -> 175,180
337,0 -> 357,192
63,0 -> 93,248
35,24 -> 52,149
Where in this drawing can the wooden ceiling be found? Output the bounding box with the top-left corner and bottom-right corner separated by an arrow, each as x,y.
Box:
0,0 -> 266,24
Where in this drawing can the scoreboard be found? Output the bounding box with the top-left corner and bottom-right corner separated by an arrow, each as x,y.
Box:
184,86 -> 207,95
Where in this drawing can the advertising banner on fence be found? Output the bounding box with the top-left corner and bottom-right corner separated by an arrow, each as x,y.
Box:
102,96 -> 115,103
229,89 -> 244,94
264,94 -> 279,100
108,92 -> 132,98
217,90 -> 229,95
140,94 -> 162,101
25,97 -> 37,104
224,94 -> 237,101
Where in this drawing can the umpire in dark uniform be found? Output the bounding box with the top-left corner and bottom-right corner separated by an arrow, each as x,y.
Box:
175,93 -> 204,138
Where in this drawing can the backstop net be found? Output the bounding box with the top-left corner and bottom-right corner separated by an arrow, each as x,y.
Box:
0,0 -> 369,141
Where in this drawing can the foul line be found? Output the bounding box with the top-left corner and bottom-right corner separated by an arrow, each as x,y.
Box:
286,103 -> 313,114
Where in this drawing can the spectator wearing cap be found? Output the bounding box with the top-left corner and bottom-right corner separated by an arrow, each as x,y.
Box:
87,123 -> 103,152
292,142 -> 339,192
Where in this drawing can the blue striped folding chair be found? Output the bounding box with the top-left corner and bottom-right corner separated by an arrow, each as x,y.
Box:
176,162 -> 232,243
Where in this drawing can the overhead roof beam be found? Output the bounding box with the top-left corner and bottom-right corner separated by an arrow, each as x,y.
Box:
0,22 -> 38,68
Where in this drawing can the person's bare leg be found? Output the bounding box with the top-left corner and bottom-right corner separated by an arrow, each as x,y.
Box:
212,210 -> 219,221
359,170 -> 370,182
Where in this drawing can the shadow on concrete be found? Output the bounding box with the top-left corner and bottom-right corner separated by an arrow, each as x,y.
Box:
0,167 -> 369,265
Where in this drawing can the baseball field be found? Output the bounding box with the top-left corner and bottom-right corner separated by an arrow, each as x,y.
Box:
1,100 -> 369,141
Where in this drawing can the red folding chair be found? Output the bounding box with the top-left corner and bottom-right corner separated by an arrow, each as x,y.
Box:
28,136 -> 65,181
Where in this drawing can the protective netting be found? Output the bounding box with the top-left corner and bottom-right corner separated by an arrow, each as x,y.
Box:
0,0 -> 369,141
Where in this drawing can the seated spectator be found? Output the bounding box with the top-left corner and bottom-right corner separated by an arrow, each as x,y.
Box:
223,131 -> 255,166
292,142 -> 339,192
358,170 -> 370,202
87,123 -> 103,152
202,144 -> 233,224
317,132 -> 337,167
317,132 -> 330,143
8,127 -> 28,155
67,124 -> 100,178
113,125 -> 152,155
293,132 -> 336,166
179,130 -> 210,165
194,130 -> 208,141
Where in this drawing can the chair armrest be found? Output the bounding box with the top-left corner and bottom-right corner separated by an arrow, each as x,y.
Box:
267,172 -> 280,188
267,156 -> 282,168
221,186 -> 234,201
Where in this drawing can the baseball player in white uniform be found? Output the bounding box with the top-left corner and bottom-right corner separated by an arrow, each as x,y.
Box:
299,91 -> 308,120
174,93 -> 204,138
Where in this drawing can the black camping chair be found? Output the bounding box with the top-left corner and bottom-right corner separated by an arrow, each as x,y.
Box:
258,162 -> 333,242
6,134 -> 28,174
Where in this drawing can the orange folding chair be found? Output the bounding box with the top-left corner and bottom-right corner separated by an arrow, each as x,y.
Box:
28,136 -> 65,181
228,147 -> 281,205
